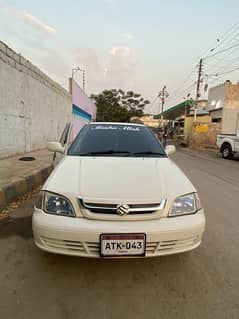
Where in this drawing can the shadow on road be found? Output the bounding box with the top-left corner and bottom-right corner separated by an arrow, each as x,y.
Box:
0,216 -> 33,239
0,214 -> 192,269
38,245 -> 192,272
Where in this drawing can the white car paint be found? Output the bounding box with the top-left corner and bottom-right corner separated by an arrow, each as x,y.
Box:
217,134 -> 239,158
33,122 -> 205,258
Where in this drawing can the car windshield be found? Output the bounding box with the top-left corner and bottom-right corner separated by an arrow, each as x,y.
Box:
68,124 -> 166,157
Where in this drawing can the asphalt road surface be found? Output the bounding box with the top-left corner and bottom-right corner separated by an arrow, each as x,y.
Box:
1,148 -> 239,319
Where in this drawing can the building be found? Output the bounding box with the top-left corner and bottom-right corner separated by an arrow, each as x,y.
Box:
131,115 -> 159,128
154,99 -> 208,121
70,78 -> 96,138
207,81 -> 239,130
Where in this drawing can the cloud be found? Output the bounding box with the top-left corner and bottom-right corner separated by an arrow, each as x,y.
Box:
105,47 -> 137,88
36,48 -> 71,87
111,47 -> 131,57
121,33 -> 134,40
0,4 -> 139,94
0,5 -> 56,35
70,46 -> 138,92
70,47 -> 105,89
22,11 -> 56,34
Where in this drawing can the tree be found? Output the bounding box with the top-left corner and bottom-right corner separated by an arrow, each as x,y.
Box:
91,89 -> 150,122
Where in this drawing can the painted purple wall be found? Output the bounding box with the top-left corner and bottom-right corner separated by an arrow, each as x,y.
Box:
72,79 -> 96,138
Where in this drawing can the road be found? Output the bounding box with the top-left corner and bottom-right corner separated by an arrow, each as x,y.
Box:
0,148 -> 239,319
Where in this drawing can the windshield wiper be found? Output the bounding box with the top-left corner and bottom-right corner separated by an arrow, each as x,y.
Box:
132,151 -> 166,157
79,150 -> 132,156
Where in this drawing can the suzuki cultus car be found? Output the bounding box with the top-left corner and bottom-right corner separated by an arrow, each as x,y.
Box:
33,123 -> 205,258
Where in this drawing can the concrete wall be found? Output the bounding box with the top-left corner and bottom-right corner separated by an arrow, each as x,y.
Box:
208,81 -> 239,111
225,82 -> 239,109
221,108 -> 239,135
0,41 -> 72,159
222,82 -> 239,134
207,83 -> 225,111
189,122 -> 221,149
184,115 -> 211,145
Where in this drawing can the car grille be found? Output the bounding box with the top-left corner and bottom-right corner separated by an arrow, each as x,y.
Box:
78,198 -> 166,215
40,235 -> 199,257
146,236 -> 200,255
41,236 -> 100,257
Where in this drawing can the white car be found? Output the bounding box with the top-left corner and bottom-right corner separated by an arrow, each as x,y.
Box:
216,134 -> 239,159
33,123 -> 205,258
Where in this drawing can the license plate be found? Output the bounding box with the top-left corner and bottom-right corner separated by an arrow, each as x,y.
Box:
100,233 -> 146,257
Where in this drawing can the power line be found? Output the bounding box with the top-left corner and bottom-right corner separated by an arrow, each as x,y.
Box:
198,23 -> 239,94
204,42 -> 239,60
166,82 -> 196,105
194,23 -> 239,93
204,52 -> 239,70
203,40 -> 239,86
162,22 -> 239,112
203,22 -> 239,59
168,66 -> 197,100
205,44 -> 239,72
209,66 -> 239,78
207,67 -> 239,87
146,96 -> 159,114
204,57 -> 239,81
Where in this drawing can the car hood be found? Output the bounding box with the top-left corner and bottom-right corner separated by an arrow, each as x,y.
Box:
44,156 -> 195,204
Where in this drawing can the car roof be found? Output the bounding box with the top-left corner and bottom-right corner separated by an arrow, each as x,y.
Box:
89,122 -> 145,127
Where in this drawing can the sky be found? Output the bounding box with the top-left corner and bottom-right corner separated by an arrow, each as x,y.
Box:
1,0 -> 239,113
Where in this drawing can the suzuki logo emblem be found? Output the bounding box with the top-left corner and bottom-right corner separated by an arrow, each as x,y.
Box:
116,204 -> 130,216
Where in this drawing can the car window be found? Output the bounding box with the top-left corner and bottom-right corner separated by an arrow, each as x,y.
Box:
68,124 -> 166,157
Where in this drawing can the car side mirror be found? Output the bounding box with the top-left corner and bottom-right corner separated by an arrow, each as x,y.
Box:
165,145 -> 176,156
47,142 -> 65,154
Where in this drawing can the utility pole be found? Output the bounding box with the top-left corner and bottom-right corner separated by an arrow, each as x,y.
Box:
194,58 -> 203,122
158,85 -> 169,127
72,66 -> 86,91
184,93 -> 191,117
82,69 -> 86,92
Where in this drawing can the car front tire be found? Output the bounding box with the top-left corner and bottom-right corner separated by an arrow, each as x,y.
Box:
222,144 -> 233,159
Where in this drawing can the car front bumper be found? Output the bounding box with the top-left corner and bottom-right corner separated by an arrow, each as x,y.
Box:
32,208 -> 205,258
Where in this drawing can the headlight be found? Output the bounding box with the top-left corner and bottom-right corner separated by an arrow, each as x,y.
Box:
169,193 -> 201,217
35,191 -> 75,217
